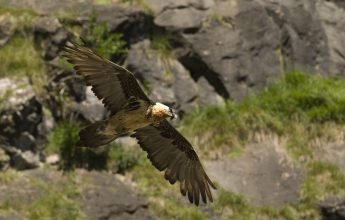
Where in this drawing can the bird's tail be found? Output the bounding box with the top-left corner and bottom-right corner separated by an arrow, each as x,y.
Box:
76,120 -> 118,148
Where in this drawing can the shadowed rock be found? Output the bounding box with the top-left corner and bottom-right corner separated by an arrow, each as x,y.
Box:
319,197 -> 345,220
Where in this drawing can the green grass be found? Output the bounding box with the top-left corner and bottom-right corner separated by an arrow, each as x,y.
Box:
0,171 -> 85,220
119,0 -> 154,15
94,0 -> 115,4
107,143 -> 139,174
182,71 -> 345,158
46,121 -> 81,170
0,170 -> 19,185
214,190 -> 254,220
213,189 -> 323,220
0,5 -> 37,17
46,121 -> 80,155
0,36 -> 45,78
177,71 -> 345,219
129,156 -> 208,219
202,13 -> 232,29
46,121 -> 139,172
46,121 -> 106,170
0,5 -> 38,30
27,175 -> 85,220
0,6 -> 46,95
150,28 -> 173,58
84,10 -> 127,60
301,161 -> 345,204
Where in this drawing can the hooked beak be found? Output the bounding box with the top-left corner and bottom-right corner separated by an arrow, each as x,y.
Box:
169,108 -> 178,120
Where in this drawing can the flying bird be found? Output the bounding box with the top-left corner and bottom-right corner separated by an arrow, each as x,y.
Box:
63,41 -> 216,206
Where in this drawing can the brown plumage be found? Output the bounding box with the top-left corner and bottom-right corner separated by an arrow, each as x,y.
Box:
63,40 -> 216,205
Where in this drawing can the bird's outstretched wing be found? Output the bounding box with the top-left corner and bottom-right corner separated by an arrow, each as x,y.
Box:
63,41 -> 151,114
131,120 -> 216,206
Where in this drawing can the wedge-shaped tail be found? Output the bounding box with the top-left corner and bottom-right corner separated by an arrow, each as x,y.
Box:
77,120 -> 117,148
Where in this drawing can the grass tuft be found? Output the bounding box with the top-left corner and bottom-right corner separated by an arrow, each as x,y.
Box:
107,143 -> 139,174
0,6 -> 38,30
27,175 -> 85,220
301,161 -> 345,204
84,10 -> 127,60
214,190 -> 254,219
150,28 -> 173,58
46,121 -> 110,171
0,36 -> 45,78
0,171 -> 85,220
0,170 -> 19,185
129,156 -> 208,219
183,71 -> 345,158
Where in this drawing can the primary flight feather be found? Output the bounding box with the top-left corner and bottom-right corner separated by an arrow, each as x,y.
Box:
63,41 -> 216,205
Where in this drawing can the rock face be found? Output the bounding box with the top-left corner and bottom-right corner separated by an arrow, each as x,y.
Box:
34,16 -> 71,61
0,78 -> 45,169
78,87 -> 107,122
316,0 -> 345,76
0,78 -> 43,152
0,0 -> 93,15
0,168 -> 153,220
91,4 -> 153,44
81,171 -> 153,220
319,197 -> 345,220
0,0 -> 344,218
205,140 -> 304,207
127,40 -> 177,105
317,143 -> 345,173
1,0 -> 345,105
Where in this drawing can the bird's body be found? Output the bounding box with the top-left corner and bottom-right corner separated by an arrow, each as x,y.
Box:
113,100 -> 152,132
63,40 -> 216,206
78,99 -> 174,147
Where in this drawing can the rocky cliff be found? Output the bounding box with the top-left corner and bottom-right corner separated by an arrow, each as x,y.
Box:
1,0 -> 345,219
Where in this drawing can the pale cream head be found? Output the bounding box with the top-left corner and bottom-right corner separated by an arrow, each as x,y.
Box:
151,102 -> 176,120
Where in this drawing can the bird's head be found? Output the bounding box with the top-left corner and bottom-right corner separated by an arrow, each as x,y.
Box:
151,102 -> 177,120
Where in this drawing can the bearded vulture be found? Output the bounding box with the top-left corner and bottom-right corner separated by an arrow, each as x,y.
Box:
63,41 -> 216,206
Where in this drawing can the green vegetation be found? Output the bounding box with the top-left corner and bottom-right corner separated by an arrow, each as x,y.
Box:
0,172 -> 85,220
84,11 -> 127,59
213,188 -> 321,220
27,175 -> 85,220
0,6 -> 47,95
107,143 -> 139,174
0,5 -> 38,30
46,121 -> 80,155
177,71 -> 345,219
0,170 -> 19,185
46,121 -> 105,170
0,34 -> 47,95
214,189 -> 254,220
130,157 -> 208,219
39,71 -> 345,219
0,6 -> 37,17
150,28 -> 173,58
94,0 -> 115,4
119,0 -> 154,15
149,27 -> 175,79
46,121 -> 138,172
183,71 -> 345,158
0,36 -> 45,78
202,13 -> 232,29
302,161 -> 345,204
0,6 -> 46,93
1,4 -> 344,218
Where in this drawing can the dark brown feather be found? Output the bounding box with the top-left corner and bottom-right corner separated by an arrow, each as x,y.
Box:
63,41 -> 151,114
132,120 -> 216,206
